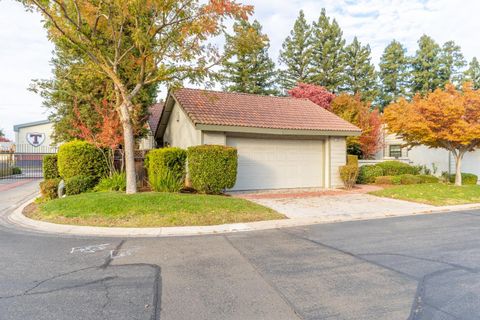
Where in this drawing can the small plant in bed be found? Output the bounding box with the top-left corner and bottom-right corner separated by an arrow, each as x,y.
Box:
26,192 -> 285,228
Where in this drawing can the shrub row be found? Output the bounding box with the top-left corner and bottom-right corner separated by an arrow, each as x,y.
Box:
146,148 -> 187,192
374,174 -> 440,185
447,173 -> 478,185
358,161 -> 421,184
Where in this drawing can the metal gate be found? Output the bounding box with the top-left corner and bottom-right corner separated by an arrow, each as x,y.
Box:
0,144 -> 57,179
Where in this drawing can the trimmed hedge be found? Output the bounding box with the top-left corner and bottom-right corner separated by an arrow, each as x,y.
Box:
43,154 -> 59,179
418,174 -> 439,183
400,174 -> 422,185
146,148 -> 187,192
375,174 -> 438,185
57,141 -> 108,180
187,145 -> 237,194
448,173 -> 478,185
40,178 -> 61,200
65,175 -> 97,195
358,165 -> 384,184
375,176 -> 401,185
376,161 -> 421,176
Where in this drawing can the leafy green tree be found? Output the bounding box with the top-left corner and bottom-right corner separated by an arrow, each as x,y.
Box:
464,57 -> 480,89
309,8 -> 346,92
410,35 -> 443,95
22,0 -> 252,194
222,20 -> 278,95
439,40 -> 466,86
278,10 -> 313,92
378,40 -> 410,108
343,37 -> 377,102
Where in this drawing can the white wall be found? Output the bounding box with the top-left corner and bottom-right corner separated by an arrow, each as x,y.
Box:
329,136 -> 347,188
163,102 -> 201,149
202,131 -> 226,145
407,146 -> 450,175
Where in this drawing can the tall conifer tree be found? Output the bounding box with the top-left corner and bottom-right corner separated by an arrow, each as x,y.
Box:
222,20 -> 278,95
464,57 -> 480,89
378,40 -> 409,107
278,10 -> 313,92
410,35 -> 443,95
439,40 -> 466,86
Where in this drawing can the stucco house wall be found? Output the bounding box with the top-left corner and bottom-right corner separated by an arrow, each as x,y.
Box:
163,102 -> 201,149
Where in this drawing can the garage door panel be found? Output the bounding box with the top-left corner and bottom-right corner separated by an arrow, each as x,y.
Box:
227,137 -> 324,191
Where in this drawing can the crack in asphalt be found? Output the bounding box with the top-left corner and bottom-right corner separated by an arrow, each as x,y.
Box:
0,239 -> 163,320
223,235 -> 304,320
280,228 -> 480,320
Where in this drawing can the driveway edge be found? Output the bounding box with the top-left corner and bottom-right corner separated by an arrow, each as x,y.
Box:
8,197 -> 480,237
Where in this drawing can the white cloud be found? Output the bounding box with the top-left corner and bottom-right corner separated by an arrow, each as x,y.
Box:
1,0 -> 479,140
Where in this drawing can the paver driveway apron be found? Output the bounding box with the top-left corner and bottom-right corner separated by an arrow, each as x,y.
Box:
245,193 -> 434,220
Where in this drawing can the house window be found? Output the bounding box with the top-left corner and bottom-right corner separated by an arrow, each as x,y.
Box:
389,145 -> 402,158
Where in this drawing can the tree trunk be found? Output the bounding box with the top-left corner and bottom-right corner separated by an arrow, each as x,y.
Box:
119,102 -> 137,194
454,153 -> 463,186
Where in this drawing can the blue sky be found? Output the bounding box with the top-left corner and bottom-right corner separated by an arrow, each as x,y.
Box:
1,0 -> 479,139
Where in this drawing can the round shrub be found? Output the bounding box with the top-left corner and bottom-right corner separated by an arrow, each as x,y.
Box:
448,173 -> 478,185
39,178 -> 61,200
187,145 -> 237,194
357,165 -> 384,184
418,175 -> 439,184
399,174 -> 422,185
65,175 -> 97,195
43,154 -> 59,179
339,165 -> 359,189
376,161 -> 420,176
57,141 -> 108,180
146,148 -> 187,192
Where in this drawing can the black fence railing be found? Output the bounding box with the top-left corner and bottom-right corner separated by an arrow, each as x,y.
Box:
0,144 -> 58,179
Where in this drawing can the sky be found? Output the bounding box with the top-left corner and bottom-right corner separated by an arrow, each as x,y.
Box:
1,0 -> 480,140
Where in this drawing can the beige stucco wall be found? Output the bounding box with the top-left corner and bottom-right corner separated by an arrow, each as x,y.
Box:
202,131 -> 226,145
163,102 -> 201,148
329,136 -> 347,188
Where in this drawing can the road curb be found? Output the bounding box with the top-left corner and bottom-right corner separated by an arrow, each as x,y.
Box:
7,197 -> 480,237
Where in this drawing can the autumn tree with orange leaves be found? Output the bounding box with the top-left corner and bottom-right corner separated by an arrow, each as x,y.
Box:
384,83 -> 480,186
21,0 -> 253,194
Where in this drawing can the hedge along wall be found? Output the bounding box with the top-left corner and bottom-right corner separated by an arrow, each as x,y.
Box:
43,154 -> 59,179
187,145 -> 238,194
145,147 -> 187,192
57,140 -> 109,180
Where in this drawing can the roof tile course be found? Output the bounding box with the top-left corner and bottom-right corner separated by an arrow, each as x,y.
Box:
172,88 -> 360,132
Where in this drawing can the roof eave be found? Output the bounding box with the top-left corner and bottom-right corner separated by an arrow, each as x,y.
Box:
196,124 -> 362,137
13,119 -> 51,132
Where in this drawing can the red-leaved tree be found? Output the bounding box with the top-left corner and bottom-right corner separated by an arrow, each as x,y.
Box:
288,83 -> 336,110
70,99 -> 124,175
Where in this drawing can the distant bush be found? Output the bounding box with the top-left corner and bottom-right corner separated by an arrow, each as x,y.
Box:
146,148 -> 187,192
95,172 -> 126,192
418,175 -> 439,183
43,154 -> 59,179
357,165 -> 384,184
375,176 -> 401,185
448,173 -> 478,185
57,141 -> 108,180
12,167 -> 22,175
399,174 -> 422,185
40,178 -> 61,200
65,175 -> 97,195
187,145 -> 237,194
376,161 -> 421,176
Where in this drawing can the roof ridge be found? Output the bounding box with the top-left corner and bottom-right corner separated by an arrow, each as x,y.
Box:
175,87 -> 311,101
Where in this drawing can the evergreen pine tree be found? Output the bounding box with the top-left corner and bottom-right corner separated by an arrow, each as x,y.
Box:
464,57 -> 480,89
410,35 -> 443,95
439,40 -> 466,86
343,37 -> 377,102
309,8 -> 346,92
222,20 -> 278,95
378,40 -> 409,108
278,10 -> 313,92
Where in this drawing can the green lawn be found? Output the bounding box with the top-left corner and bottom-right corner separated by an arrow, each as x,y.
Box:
370,183 -> 480,206
27,192 -> 285,227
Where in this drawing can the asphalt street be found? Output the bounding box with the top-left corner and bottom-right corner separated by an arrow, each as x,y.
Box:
1,180 -> 480,319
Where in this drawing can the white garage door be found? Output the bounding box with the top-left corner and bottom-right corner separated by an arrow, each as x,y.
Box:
227,137 -> 324,191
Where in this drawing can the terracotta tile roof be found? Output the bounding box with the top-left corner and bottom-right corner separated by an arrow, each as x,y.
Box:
148,101 -> 163,134
172,88 -> 360,132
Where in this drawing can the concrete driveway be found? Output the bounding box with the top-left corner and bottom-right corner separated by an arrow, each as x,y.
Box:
242,188 -> 434,221
2,182 -> 480,319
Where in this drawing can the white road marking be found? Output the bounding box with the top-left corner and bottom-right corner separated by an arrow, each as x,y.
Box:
70,243 -> 111,254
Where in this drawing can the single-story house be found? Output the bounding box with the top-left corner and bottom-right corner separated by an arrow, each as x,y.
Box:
154,88 -> 361,191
